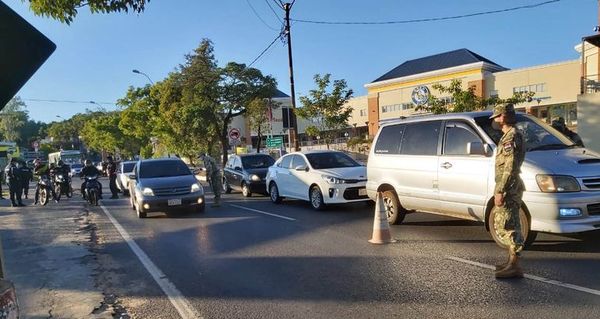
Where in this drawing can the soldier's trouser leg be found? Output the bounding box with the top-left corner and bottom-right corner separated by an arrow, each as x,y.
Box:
210,174 -> 222,198
109,175 -> 118,197
9,184 -> 18,205
493,196 -> 524,254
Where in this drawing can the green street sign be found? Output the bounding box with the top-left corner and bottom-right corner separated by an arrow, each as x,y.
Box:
266,137 -> 283,148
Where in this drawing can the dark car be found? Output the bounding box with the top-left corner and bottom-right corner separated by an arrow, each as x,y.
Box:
222,153 -> 275,197
129,158 -> 205,218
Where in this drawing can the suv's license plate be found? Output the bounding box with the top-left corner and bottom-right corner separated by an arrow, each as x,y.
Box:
168,199 -> 182,206
359,188 -> 367,196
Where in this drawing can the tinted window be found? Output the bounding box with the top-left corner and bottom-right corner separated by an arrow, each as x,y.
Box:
122,162 -> 136,172
241,155 -> 275,169
305,152 -> 360,169
374,124 -> 405,154
291,155 -> 307,169
400,121 -> 441,156
444,123 -> 482,156
139,160 -> 191,178
279,155 -> 293,169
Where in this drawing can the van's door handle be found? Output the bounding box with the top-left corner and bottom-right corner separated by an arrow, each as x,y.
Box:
441,162 -> 453,169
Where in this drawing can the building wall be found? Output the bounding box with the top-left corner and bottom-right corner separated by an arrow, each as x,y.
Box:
345,95 -> 369,128
577,93 -> 600,153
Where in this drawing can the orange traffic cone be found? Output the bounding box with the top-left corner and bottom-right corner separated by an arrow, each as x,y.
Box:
369,192 -> 396,244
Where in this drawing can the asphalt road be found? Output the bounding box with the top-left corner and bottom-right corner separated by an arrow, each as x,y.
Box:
87,180 -> 600,319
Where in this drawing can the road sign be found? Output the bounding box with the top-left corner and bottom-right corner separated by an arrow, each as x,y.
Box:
228,128 -> 240,140
266,137 -> 284,148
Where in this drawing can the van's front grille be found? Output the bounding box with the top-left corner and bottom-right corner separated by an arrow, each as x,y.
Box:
153,186 -> 190,196
582,178 -> 600,189
587,203 -> 600,216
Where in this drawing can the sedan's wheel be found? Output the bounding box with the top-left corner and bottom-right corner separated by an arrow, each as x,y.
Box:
488,206 -> 537,249
242,182 -> 252,197
223,178 -> 232,194
309,186 -> 325,211
382,190 -> 406,224
270,183 -> 282,204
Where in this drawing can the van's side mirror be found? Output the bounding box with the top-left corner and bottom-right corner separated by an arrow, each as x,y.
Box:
468,142 -> 490,156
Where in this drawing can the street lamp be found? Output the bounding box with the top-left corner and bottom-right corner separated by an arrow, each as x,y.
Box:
132,69 -> 154,84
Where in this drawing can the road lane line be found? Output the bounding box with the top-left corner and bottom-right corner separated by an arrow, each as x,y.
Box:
447,256 -> 600,297
228,204 -> 296,221
100,204 -> 203,319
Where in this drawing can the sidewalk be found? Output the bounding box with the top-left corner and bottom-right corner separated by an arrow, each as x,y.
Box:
0,191 -> 112,318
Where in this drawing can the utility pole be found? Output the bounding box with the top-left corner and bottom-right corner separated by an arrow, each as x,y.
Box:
283,1 -> 301,151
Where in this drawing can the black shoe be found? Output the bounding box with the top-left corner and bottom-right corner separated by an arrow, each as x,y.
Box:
11,203 -> 17,207
18,203 -> 26,207
110,195 -> 118,199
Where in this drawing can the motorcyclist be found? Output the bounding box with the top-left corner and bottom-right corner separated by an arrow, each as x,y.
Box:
53,160 -> 72,195
33,158 -> 58,204
80,159 -> 103,199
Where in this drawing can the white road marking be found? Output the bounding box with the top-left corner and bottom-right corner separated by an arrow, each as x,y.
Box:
228,204 -> 296,221
100,204 -> 203,319
447,256 -> 600,297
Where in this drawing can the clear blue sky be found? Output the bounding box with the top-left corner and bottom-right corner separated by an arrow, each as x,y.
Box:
5,0 -> 598,123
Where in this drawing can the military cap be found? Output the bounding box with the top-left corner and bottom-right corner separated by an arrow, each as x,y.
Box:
489,103 -> 515,119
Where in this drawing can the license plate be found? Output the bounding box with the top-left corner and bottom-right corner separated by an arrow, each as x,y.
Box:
168,199 -> 182,206
359,188 -> 367,196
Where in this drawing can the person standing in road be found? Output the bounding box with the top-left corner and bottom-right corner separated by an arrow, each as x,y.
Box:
490,103 -> 526,279
0,166 -> 5,200
5,158 -> 25,207
19,160 -> 33,199
106,156 -> 118,199
200,153 -> 222,207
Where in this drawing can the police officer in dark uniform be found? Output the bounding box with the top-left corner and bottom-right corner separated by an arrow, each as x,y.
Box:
106,156 -> 118,199
20,160 -> 33,199
5,158 -> 25,207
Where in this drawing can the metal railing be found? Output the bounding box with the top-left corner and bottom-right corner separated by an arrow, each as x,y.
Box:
581,75 -> 600,94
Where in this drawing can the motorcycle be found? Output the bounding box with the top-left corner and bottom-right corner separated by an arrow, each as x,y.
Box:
54,173 -> 73,201
83,175 -> 101,206
37,175 -> 53,206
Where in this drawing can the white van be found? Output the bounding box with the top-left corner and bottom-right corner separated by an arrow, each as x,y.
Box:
367,111 -> 600,246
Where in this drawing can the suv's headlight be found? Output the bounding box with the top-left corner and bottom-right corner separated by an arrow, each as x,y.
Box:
191,183 -> 202,193
536,175 -> 580,192
250,174 -> 261,182
322,175 -> 344,184
142,187 -> 155,196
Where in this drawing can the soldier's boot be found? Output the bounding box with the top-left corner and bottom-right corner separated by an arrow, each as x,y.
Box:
211,196 -> 221,207
495,254 -> 511,270
495,251 -> 523,279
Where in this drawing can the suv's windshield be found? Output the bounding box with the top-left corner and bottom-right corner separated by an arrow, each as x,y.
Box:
305,152 -> 360,169
241,155 -> 275,169
475,114 -> 576,152
139,160 -> 191,178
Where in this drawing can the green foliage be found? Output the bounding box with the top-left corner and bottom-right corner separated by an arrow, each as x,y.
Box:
25,0 -> 149,24
298,74 -> 354,147
81,111 -> 140,157
304,126 -> 320,138
0,97 -> 28,143
247,98 -> 279,152
417,79 -> 535,114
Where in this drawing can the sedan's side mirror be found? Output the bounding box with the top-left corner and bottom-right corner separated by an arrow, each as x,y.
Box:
295,165 -> 309,172
128,174 -> 137,180
468,142 -> 491,156
234,166 -> 242,172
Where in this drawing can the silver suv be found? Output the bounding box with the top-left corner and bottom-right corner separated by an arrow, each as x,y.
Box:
367,111 -> 600,247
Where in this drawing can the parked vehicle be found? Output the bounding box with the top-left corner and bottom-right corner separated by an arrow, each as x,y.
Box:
36,175 -> 53,206
129,158 -> 205,218
69,163 -> 83,177
223,153 -> 275,197
266,150 -> 370,210
53,172 -> 73,200
117,160 -> 137,196
83,175 -> 101,206
367,111 -> 600,247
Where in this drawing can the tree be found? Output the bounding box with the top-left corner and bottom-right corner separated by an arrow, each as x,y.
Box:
118,85 -> 159,158
297,74 -> 354,149
25,0 -> 149,24
0,97 -> 28,143
47,110 -> 105,149
81,111 -> 140,157
246,98 -> 279,153
417,79 -> 535,114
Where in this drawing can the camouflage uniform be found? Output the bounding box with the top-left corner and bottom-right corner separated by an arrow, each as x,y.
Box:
203,155 -> 222,200
493,124 -> 526,254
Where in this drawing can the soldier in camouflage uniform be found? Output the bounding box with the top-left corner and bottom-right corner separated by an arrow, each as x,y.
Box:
200,153 -> 222,207
490,103 -> 526,279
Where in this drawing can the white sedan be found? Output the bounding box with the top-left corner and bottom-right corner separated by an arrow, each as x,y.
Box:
266,150 -> 370,210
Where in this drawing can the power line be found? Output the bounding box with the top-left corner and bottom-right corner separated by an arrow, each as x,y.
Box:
248,32 -> 283,67
265,0 -> 284,25
291,0 -> 560,25
22,98 -> 116,105
246,0 -> 280,31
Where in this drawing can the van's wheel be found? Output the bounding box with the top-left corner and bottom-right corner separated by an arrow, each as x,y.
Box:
309,186 -> 326,211
269,183 -> 282,204
382,190 -> 406,224
488,206 -> 537,249
241,182 -> 252,197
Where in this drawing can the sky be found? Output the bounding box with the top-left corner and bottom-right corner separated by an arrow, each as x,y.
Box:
5,0 -> 599,123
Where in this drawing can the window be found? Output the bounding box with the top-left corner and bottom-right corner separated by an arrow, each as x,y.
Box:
305,152 -> 360,169
359,109 -> 367,117
400,121 -> 441,156
513,83 -> 546,94
291,155 -> 307,169
241,155 -> 275,169
233,157 -> 242,169
374,124 -> 405,154
279,155 -> 293,169
489,90 -> 498,98
139,160 -> 191,178
443,123 -> 482,156
226,156 -> 235,169
282,108 -> 290,128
